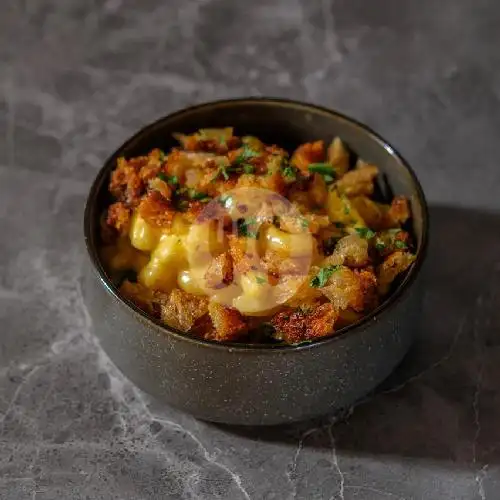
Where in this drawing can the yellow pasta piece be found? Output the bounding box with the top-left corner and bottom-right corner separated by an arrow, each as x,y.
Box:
210,284 -> 243,308
177,268 -> 206,296
171,213 -> 192,235
185,222 -> 227,267
129,213 -> 162,252
139,235 -> 186,291
264,226 -> 313,257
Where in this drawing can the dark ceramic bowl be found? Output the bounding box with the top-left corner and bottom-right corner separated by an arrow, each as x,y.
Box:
83,98 -> 428,425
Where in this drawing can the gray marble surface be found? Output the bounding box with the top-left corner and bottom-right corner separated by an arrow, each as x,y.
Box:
1,0 -> 500,498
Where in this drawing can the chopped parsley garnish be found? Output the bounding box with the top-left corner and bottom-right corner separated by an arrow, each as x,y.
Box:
157,172 -> 178,186
300,218 -> 309,228
395,240 -> 408,249
310,265 -> 342,288
234,145 -> 260,165
188,189 -> 211,202
308,163 -> 337,183
243,164 -> 255,174
282,164 -> 298,180
375,241 -> 386,251
255,276 -> 267,285
211,165 -> 230,182
237,217 -> 259,239
355,227 -> 376,239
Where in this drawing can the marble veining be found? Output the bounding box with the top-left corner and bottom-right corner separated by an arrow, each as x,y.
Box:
2,0 -> 500,498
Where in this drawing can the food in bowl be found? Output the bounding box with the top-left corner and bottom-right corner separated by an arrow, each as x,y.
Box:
100,128 -> 415,345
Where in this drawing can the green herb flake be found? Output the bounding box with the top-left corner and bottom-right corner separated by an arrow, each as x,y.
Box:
375,241 -> 386,251
308,163 -> 337,180
310,265 -> 342,288
234,145 -> 260,165
158,172 -> 179,186
157,172 -> 169,182
243,164 -> 255,174
211,165 -> 230,182
300,218 -> 309,228
334,222 -> 345,228
395,240 -> 408,249
237,217 -> 259,239
158,150 -> 166,161
355,227 -> 376,239
255,276 -> 267,285
282,165 -> 297,180
188,189 -> 211,202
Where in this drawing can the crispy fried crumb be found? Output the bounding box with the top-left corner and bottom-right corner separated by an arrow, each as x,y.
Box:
106,202 -> 131,235
272,303 -> 338,344
208,302 -> 247,341
138,191 -> 175,228
160,289 -> 209,332
377,250 -> 415,295
320,266 -> 378,312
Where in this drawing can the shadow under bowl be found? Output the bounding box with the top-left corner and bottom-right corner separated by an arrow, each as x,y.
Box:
83,98 -> 429,426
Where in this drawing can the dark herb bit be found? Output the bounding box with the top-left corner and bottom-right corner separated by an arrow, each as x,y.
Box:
375,241 -> 386,251
310,265 -> 342,288
234,145 -> 260,164
334,222 -> 345,228
395,240 -> 408,249
323,236 -> 340,255
176,199 -> 190,212
243,164 -> 255,174
255,276 -> 267,285
188,189 -> 211,202
237,217 -> 259,239
355,227 -> 376,239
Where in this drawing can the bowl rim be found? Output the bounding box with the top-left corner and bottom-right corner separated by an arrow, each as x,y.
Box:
84,96 -> 429,353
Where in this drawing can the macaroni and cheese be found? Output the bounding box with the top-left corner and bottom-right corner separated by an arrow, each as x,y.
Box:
101,128 -> 416,344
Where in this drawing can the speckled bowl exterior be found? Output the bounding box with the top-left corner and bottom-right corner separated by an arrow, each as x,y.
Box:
83,98 -> 429,426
